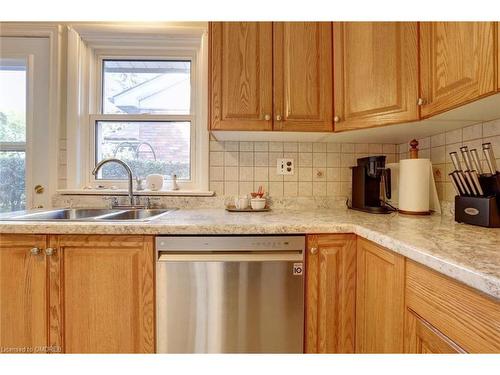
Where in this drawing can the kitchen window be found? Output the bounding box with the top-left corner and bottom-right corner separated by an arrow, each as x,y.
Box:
92,59 -> 193,182
66,24 -> 208,192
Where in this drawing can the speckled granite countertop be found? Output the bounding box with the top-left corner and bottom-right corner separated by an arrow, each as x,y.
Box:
1,208 -> 499,299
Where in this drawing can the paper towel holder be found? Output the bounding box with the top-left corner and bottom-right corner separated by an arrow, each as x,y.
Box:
409,139 -> 419,159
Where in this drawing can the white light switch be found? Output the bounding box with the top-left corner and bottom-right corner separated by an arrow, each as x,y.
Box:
277,158 -> 294,175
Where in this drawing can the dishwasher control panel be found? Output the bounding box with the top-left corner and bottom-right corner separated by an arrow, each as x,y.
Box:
156,235 -> 305,252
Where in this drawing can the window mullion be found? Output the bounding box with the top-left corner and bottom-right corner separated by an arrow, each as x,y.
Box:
0,142 -> 26,152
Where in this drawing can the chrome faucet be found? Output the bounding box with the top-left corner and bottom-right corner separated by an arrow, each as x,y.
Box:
92,158 -> 143,208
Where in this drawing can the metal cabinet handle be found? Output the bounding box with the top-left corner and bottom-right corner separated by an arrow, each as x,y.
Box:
30,247 -> 41,255
276,115 -> 282,121
264,114 -> 271,121
333,116 -> 340,123
45,247 -> 55,256
310,247 -> 318,255
417,98 -> 425,106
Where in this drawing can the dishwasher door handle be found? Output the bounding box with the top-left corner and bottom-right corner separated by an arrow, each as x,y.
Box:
158,251 -> 303,262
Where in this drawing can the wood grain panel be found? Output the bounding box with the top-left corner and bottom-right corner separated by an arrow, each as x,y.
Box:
334,22 -> 419,131
497,22 -> 500,91
56,235 -> 155,353
405,260 -> 500,353
305,234 -> 356,353
47,239 -> 63,351
404,308 -> 466,353
209,22 -> 273,130
0,234 -> 48,353
356,238 -> 405,353
274,22 -> 333,132
420,22 -> 496,118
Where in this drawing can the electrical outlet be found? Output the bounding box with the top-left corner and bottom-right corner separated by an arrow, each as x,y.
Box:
277,158 -> 294,175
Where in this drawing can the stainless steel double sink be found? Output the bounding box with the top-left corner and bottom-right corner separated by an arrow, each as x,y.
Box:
1,208 -> 176,222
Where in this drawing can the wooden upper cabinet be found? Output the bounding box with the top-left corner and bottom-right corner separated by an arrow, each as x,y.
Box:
54,235 -> 155,353
356,238 -> 405,353
273,22 -> 333,132
209,22 -> 273,131
0,235 -> 49,353
305,234 -> 356,353
420,22 -> 496,118
333,22 -> 419,131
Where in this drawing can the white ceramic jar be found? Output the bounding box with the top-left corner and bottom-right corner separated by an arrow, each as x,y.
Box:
146,174 -> 164,191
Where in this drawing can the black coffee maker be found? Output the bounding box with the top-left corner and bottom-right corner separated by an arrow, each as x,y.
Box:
350,156 -> 392,214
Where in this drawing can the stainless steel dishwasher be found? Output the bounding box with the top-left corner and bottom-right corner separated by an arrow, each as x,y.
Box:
156,235 -> 305,353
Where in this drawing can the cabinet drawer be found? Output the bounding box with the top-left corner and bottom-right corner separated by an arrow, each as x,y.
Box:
405,260 -> 500,353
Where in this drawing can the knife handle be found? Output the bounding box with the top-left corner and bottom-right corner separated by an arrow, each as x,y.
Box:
482,143 -> 498,174
470,149 -> 483,175
470,171 -> 484,196
452,170 -> 469,195
465,170 -> 478,196
464,171 -> 478,195
449,152 -> 462,171
460,146 -> 473,172
449,173 -> 462,196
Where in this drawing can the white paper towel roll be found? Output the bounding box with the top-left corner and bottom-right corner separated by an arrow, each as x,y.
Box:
398,159 -> 431,214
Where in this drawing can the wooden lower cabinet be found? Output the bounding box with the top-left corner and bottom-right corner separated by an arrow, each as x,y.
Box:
405,260 -> 500,353
305,234 -> 356,353
355,238 -> 405,353
3,232 -> 500,354
404,309 -> 465,353
0,234 -> 155,354
0,234 -> 50,353
54,235 -> 155,353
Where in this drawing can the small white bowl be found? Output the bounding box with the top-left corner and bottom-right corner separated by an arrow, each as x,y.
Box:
251,198 -> 266,210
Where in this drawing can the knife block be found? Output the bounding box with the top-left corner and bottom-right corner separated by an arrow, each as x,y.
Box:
455,195 -> 500,228
478,172 -> 500,197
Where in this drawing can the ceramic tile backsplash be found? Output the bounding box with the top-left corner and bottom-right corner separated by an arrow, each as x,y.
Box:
209,140 -> 397,198
399,118 -> 500,202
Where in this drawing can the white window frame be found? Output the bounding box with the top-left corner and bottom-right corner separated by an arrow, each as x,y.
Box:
66,23 -> 209,193
91,51 -> 197,188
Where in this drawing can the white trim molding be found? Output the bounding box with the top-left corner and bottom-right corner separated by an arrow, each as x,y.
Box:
66,22 -> 209,192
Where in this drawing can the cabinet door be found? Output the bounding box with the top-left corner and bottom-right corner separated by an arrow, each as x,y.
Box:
404,309 -> 466,353
53,235 -> 155,353
333,22 -> 419,131
273,22 -> 333,132
406,260 -> 500,353
420,22 -> 496,118
356,238 -> 405,353
305,234 -> 356,353
0,234 -> 48,353
210,22 -> 273,131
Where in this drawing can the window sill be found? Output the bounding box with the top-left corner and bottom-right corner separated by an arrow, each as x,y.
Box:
57,189 -> 214,197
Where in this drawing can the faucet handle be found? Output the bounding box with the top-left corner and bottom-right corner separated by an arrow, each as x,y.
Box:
103,196 -> 119,208
145,196 -> 160,209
